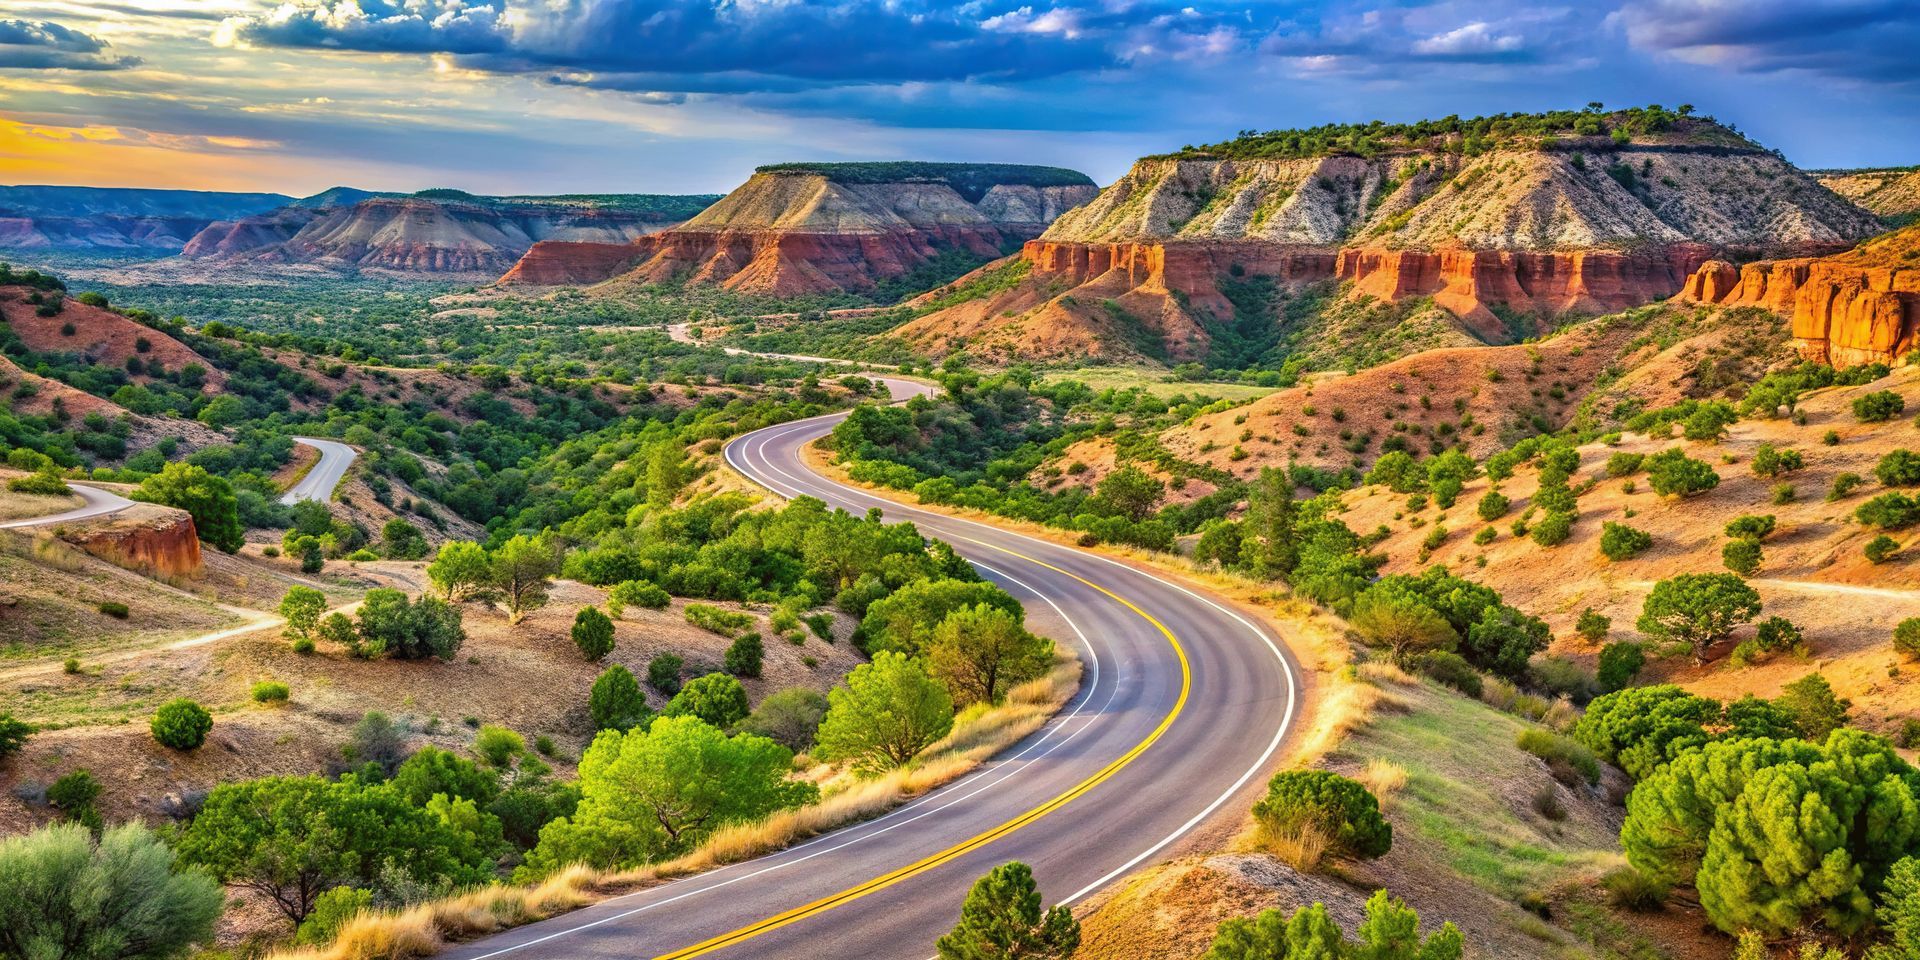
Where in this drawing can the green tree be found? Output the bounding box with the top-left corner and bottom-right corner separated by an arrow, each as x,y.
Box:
150,698 -> 212,751
391,745 -> 500,807
1573,685 -> 1722,780
0,823 -> 224,960
132,462 -> 243,553
278,585 -> 327,641
664,673 -> 751,730
589,665 -> 649,733
1881,857 -> 1920,960
1853,390 -> 1905,422
647,653 -> 684,694
571,606 -> 615,662
926,604 -> 1053,706
724,632 -> 764,678
1645,448 -> 1720,498
1365,451 -> 1424,493
1722,537 -> 1763,576
196,394 -> 246,429
1637,574 -> 1762,664
518,716 -> 815,876
380,518 -> 428,560
737,688 -> 829,753
1773,673 -> 1851,740
860,579 -> 1022,658
353,590 -> 464,660
935,861 -> 1079,960
1597,642 -> 1645,693
1897,618 -> 1920,661
177,774 -> 493,925
816,651 -> 954,774
426,540 -> 492,603
490,533 -> 559,624
1092,465 -> 1164,522
1251,770 -> 1392,860
1204,889 -> 1463,960
1349,586 -> 1457,667
1241,467 -> 1299,577
1477,489 -> 1510,522
1621,736 -> 1825,886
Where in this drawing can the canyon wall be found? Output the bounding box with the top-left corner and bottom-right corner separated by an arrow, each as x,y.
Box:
1681,226 -> 1920,368
59,504 -> 203,578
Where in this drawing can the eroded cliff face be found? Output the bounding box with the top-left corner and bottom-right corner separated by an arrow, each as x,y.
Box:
899,144 -> 1879,363
502,169 -> 1099,295
59,504 -> 203,578
1681,225 -> 1920,368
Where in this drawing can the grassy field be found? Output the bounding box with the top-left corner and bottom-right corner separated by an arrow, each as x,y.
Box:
1040,365 -> 1282,401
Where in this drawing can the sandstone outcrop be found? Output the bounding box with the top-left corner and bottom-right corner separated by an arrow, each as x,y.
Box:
1681,224 -> 1920,367
501,163 -> 1098,295
898,120 -> 1881,364
1817,168 -> 1920,220
184,191 -> 717,276
59,503 -> 203,577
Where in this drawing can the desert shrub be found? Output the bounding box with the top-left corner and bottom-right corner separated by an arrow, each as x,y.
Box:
0,823 -> 224,956
1721,537 -> 1762,576
1724,515 -> 1776,540
647,653 -> 684,693
1415,650 -> 1482,697
1749,444 -> 1802,477
1878,450 -> 1920,487
589,665 -> 649,733
151,698 -> 212,750
1645,448 -> 1719,497
724,632 -> 765,678
937,861 -> 1080,960
295,885 -> 373,946
6,469 -> 70,495
291,637 -> 316,655
1770,482 -> 1794,504
0,712 -> 30,759
352,589 -> 465,660
1531,656 -> 1596,702
736,687 -> 830,753
664,673 -> 752,730
685,603 -> 754,637
1596,641 -> 1645,694
1599,522 -> 1651,561
1829,472 -> 1865,501
1573,685 -> 1721,780
1605,452 -> 1645,477
1896,618 -> 1920,660
1202,890 -> 1461,960
606,579 -> 670,616
571,605 -> 615,661
1867,535 -> 1901,563
250,681 -> 290,704
1476,490 -> 1510,521
1858,491 -> 1920,530
1853,390 -> 1905,422
1530,510 -> 1573,547
1473,526 -> 1496,545
1753,616 -> 1806,655
1602,865 -> 1668,911
474,725 -> 525,768
1577,608 -> 1611,641
1251,770 -> 1391,860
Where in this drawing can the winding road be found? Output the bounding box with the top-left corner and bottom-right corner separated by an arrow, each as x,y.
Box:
0,481 -> 134,529
443,377 -> 1307,960
280,437 -> 358,505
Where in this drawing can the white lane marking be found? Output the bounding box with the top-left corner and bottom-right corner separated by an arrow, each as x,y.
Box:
729,407 -> 1300,905
459,553 -> 1115,959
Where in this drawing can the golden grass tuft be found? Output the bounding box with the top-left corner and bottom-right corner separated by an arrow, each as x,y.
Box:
269,653 -> 1083,960
1357,660 -> 1418,686
1250,820 -> 1331,873
1354,757 -> 1410,806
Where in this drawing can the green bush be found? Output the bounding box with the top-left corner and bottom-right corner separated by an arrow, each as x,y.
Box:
1516,728 -> 1601,784
6,470 -> 70,495
571,606 -> 615,661
1770,482 -> 1795,505
1877,450 -> 1920,486
150,698 -> 213,750
606,579 -> 670,616
1853,390 -> 1905,422
725,632 -> 765,678
1749,443 -> 1803,477
1530,510 -> 1573,547
1645,448 -> 1719,497
1573,685 -> 1722,779
1251,770 -> 1391,859
1867,535 -> 1901,563
474,725 -> 525,768
1858,491 -> 1920,530
1828,471 -> 1865,501
1476,490 -> 1510,521
295,886 -> 373,946
1576,608 -> 1611,641
1414,650 -> 1482,697
1753,616 -> 1805,655
685,603 -> 754,637
937,861 -> 1080,960
1597,641 -> 1645,693
0,712 -> 30,759
1721,537 -> 1762,576
647,653 -> 684,694
664,673 -> 752,730
48,770 -> 101,828
251,681 -> 290,704
1605,452 -> 1645,477
0,823 -> 224,957
1896,618 -> 1920,661
1202,889 -> 1461,960
589,665 -> 649,733
97,601 -> 129,619
1599,522 -> 1651,561
1601,865 -> 1668,911
1724,514 -> 1775,540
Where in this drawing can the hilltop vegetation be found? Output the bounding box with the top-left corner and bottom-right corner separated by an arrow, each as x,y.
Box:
1164,104 -> 1750,160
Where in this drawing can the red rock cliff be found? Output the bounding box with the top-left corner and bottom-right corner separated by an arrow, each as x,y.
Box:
1680,226 -> 1920,367
498,241 -> 646,286
59,504 -> 203,578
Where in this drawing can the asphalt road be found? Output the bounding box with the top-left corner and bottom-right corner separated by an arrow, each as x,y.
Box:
280,437 -> 358,505
0,481 -> 136,529
444,376 -> 1306,960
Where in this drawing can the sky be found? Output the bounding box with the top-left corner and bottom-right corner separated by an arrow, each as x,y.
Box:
1,0 -> 1917,198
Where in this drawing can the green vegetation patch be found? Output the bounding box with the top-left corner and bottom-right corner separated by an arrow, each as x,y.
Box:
754,162 -> 1093,201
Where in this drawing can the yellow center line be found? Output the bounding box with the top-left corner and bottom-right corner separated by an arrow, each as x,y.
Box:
651,541 -> 1192,960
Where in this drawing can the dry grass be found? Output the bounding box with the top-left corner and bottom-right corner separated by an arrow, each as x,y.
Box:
1249,821 -> 1331,873
1357,661 -> 1419,687
266,651 -> 1083,960
1354,758 -> 1411,805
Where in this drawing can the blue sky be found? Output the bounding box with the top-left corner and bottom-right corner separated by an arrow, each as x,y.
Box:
1,0 -> 1916,196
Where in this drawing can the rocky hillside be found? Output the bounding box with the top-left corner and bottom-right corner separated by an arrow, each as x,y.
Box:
0,185 -> 290,252
1817,167 -> 1920,222
185,190 -> 719,276
1682,221 -> 1920,367
499,162 -> 1098,295
896,108 -> 1881,364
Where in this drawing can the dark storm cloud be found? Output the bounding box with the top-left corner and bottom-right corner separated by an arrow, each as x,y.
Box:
1613,0 -> 1920,86
0,18 -> 140,70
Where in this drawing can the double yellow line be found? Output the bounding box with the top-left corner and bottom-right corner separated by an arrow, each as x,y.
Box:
654,543 -> 1192,959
